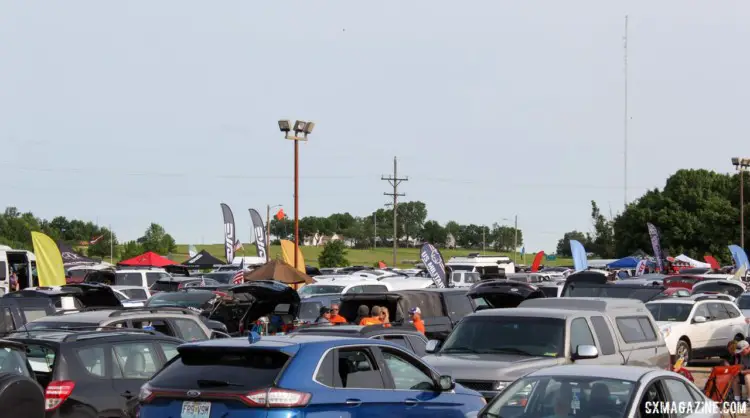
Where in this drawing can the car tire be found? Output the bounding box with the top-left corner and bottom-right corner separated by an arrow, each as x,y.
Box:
676,339 -> 691,364
0,372 -> 45,418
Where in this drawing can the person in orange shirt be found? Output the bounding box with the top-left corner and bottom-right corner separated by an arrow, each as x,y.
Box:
409,307 -> 425,334
360,306 -> 383,325
329,303 -> 347,324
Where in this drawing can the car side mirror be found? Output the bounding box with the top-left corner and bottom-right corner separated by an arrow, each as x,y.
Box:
425,340 -> 441,354
438,375 -> 455,391
693,316 -> 707,324
572,344 -> 598,360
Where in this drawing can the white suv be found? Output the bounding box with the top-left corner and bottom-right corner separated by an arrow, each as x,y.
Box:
646,295 -> 748,363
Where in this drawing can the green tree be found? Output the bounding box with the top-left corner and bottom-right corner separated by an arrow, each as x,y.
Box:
556,230 -> 591,257
420,220 -> 447,246
444,220 -> 460,247
589,201 -> 616,258
270,215 -> 293,241
328,213 -> 356,234
318,240 -> 349,267
138,223 -> 177,255
87,229 -> 119,258
490,224 -> 524,252
120,241 -> 143,260
614,169 -> 739,261
397,201 -> 428,245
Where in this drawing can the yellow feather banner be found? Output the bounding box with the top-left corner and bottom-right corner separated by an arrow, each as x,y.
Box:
31,231 -> 66,287
280,240 -> 305,273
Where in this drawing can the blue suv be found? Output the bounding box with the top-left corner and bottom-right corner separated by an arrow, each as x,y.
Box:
138,333 -> 485,417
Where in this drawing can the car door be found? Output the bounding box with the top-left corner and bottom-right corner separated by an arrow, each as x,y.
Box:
706,302 -> 732,348
589,316 -> 624,365
720,303 -> 746,341
661,377 -> 703,418
568,317 -> 619,365
687,304 -> 713,350
110,341 -> 164,415
311,346 -> 394,417
375,346 -> 464,417
635,378 -> 670,418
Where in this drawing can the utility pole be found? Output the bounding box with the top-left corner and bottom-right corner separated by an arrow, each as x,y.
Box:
382,157 -> 408,266
109,224 -> 113,264
373,213 -> 377,249
623,14 -> 629,209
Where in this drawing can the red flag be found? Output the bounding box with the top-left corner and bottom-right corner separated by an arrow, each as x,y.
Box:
704,255 -> 720,270
378,261 -> 386,269
530,251 -> 545,272
275,208 -> 285,220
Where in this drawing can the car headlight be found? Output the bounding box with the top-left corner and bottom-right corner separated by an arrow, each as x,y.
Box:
661,326 -> 671,338
493,381 -> 510,391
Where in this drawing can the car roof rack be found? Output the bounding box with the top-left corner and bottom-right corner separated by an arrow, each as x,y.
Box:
61,328 -> 158,342
360,323 -> 418,333
693,294 -> 733,302
50,306 -> 125,316
107,306 -> 197,317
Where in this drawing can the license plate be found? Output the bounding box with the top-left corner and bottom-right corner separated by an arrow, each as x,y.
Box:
181,401 -> 211,418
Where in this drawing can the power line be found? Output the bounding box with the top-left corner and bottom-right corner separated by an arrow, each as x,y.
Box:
0,162 -> 652,190
382,157 -> 408,266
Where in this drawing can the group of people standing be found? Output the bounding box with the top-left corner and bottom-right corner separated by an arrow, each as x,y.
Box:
313,302 -> 425,334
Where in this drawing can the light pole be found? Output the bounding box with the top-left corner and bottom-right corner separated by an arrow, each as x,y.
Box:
266,204 -> 283,263
278,120 -> 315,270
732,158 -> 750,249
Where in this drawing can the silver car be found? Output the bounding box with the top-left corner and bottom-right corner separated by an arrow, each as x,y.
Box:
477,365 -> 721,418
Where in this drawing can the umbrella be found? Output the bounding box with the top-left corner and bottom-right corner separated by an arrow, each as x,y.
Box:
242,259 -> 314,285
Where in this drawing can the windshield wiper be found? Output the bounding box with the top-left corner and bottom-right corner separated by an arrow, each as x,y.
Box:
441,346 -> 481,354
197,379 -> 243,388
486,347 -> 536,356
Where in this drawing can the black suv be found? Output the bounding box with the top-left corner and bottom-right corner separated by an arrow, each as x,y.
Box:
7,328 -> 183,418
291,324 -> 429,356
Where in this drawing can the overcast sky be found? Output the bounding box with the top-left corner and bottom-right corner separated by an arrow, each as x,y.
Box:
1,1 -> 748,253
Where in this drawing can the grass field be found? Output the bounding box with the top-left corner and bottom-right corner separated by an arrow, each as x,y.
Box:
168,244 -> 574,268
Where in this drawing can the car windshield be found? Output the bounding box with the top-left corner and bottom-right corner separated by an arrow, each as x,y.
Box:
298,285 -> 345,296
440,316 -> 565,357
484,375 -> 636,418
738,296 -> 750,310
146,291 -> 216,309
646,303 -> 692,322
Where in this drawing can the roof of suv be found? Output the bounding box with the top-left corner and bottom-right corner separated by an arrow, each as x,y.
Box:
472,307 -> 580,319
29,307 -> 201,323
7,328 -> 183,344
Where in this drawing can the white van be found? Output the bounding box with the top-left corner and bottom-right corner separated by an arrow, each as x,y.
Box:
0,245 -> 37,296
445,254 -> 515,277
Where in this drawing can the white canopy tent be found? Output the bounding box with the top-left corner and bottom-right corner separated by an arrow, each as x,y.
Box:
674,254 -> 711,268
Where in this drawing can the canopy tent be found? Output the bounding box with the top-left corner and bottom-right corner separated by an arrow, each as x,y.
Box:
57,242 -> 99,268
674,254 -> 711,268
606,256 -> 641,269
183,250 -> 225,268
242,259 -> 314,285
118,251 -> 177,267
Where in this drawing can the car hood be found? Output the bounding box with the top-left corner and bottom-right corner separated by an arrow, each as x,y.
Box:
424,352 -> 565,381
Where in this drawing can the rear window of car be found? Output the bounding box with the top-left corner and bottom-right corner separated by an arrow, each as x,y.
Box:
151,280 -> 181,292
25,343 -> 57,374
616,316 -> 658,343
150,349 -> 290,390
115,272 -> 143,286
444,293 -> 473,320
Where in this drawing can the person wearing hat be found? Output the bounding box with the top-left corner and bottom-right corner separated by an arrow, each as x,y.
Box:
409,307 -> 425,334
314,307 -> 332,324
732,340 -> 750,402
360,306 -> 383,326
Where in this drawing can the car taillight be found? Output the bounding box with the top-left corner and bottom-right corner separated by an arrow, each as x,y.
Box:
744,317 -> 750,325
138,383 -> 154,403
245,388 -> 311,408
45,380 -> 75,411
